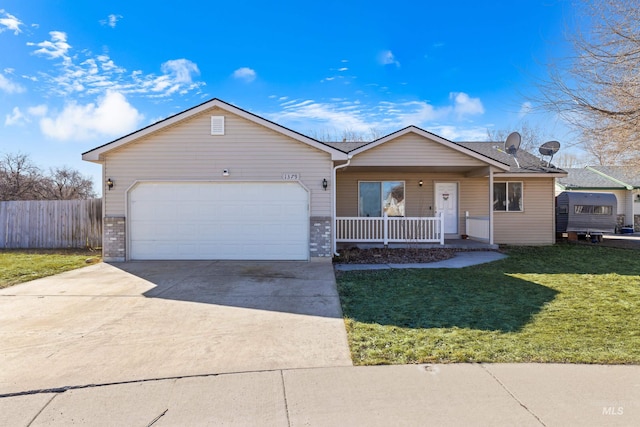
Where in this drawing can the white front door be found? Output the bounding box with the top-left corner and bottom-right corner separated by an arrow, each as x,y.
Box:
435,182 -> 458,234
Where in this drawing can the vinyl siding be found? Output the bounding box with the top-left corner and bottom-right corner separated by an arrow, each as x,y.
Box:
493,178 -> 556,245
337,172 -> 556,244
103,107 -> 332,216
349,134 -> 486,167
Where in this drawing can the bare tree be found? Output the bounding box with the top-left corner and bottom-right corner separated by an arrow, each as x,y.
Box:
0,152 -> 46,200
0,152 -> 96,201
486,121 -> 552,154
307,127 -> 384,142
537,0 -> 640,166
43,167 -> 97,200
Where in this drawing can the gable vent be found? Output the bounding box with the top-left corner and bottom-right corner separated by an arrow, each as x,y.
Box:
211,116 -> 225,135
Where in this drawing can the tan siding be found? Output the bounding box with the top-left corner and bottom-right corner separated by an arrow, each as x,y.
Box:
104,107 -> 332,216
350,134 -> 486,167
337,172 -> 556,244
494,178 -> 556,245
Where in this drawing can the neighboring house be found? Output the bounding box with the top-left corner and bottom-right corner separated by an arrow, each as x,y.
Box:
82,98 -> 566,261
556,166 -> 640,229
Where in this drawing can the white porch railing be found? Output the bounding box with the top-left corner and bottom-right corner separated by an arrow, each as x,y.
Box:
336,213 -> 444,245
465,211 -> 490,242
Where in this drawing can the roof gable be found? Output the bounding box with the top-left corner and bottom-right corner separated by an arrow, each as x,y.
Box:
82,98 -> 348,162
347,126 -> 510,170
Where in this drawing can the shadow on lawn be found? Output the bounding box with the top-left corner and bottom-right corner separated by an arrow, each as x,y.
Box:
337,270 -> 558,332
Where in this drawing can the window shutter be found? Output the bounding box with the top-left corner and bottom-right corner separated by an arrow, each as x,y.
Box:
211,116 -> 225,135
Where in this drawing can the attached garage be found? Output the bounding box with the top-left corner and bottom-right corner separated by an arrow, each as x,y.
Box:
128,182 -> 309,260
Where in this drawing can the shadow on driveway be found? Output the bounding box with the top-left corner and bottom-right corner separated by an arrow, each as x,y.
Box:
116,259 -> 343,318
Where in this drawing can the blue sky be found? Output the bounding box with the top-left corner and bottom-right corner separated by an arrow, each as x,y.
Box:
1,0 -> 576,193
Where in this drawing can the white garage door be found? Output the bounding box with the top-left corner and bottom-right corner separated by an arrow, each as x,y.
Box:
129,182 -> 309,260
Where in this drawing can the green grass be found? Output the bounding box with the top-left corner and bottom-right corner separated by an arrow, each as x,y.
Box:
0,249 -> 101,289
336,244 -> 640,364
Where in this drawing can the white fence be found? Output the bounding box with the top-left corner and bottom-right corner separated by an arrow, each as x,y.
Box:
465,211 -> 490,242
0,199 -> 102,249
336,213 -> 444,245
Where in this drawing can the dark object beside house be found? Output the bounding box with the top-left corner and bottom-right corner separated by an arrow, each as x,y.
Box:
556,192 -> 617,239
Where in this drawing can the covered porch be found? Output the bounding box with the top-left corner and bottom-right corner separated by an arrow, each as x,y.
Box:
332,166 -> 502,254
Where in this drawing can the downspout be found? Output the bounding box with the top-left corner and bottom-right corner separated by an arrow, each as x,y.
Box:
333,156 -> 352,256
489,168 -> 494,245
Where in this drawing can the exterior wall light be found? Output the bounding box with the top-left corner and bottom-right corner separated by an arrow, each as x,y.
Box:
106,178 -> 114,190
322,178 -> 328,190
419,179 -> 423,187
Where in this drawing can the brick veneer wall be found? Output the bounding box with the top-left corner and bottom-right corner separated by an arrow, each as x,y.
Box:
310,216 -> 332,257
103,216 -> 126,262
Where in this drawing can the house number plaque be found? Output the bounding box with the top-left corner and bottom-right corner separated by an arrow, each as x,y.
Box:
282,173 -> 300,180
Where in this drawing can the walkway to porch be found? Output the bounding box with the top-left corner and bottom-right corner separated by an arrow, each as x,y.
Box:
336,239 -> 499,251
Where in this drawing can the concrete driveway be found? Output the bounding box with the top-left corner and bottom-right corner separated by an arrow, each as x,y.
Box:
0,259 -> 352,396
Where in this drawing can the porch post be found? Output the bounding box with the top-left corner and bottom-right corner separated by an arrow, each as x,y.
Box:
439,211 -> 445,245
383,212 -> 389,245
489,168 -> 494,245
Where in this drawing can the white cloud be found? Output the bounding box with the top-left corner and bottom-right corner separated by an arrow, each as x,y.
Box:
269,99 -> 372,133
519,101 -> 533,117
338,67 -> 348,71
0,9 -> 23,35
379,50 -> 400,67
28,31 -> 71,63
232,67 -> 256,83
428,125 -> 488,141
267,94 -> 488,141
39,90 -> 143,141
28,105 -> 48,116
450,92 -> 484,118
0,73 -> 25,93
100,14 -> 122,28
5,107 -> 27,126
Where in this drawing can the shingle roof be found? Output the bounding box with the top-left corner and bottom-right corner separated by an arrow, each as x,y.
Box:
556,166 -> 640,189
322,142 -> 370,152
456,142 -> 563,173
325,139 -> 564,174
556,168 -> 622,189
588,166 -> 640,188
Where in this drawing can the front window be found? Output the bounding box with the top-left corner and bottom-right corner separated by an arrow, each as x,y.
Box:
359,181 -> 405,217
493,182 -> 523,212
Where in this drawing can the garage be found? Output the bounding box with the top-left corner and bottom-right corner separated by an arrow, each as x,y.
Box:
128,182 -> 309,260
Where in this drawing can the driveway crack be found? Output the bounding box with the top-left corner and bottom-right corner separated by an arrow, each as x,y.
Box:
280,370 -> 292,427
26,393 -> 58,426
480,364 -> 547,426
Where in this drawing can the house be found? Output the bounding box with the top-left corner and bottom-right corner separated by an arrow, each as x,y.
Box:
556,166 -> 640,229
82,98 -> 567,262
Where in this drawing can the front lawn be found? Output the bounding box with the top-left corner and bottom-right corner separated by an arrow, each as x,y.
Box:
336,244 -> 640,364
0,249 -> 100,289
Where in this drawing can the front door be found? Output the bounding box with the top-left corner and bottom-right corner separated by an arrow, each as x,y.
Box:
435,182 -> 458,234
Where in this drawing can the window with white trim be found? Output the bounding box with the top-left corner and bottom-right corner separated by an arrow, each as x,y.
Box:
493,182 -> 523,212
358,181 -> 405,217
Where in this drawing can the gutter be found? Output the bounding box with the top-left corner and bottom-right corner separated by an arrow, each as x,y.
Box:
332,156 -> 352,256
587,166 -> 634,190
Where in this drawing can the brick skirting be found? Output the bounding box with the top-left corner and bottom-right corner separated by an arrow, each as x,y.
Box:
310,216 -> 332,257
103,216 -> 125,262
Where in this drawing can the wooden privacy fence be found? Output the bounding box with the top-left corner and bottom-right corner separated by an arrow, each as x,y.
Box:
0,199 -> 102,249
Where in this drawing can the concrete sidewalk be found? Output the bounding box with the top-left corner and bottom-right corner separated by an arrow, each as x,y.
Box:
335,250 -> 507,271
1,364 -> 637,426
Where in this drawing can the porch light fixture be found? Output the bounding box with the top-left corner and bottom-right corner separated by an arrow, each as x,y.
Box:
419,180 -> 423,187
106,178 -> 114,190
322,178 -> 328,191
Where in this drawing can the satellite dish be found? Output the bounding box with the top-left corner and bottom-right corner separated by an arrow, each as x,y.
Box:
504,132 -> 521,168
539,140 -> 561,167
505,132 -> 521,155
